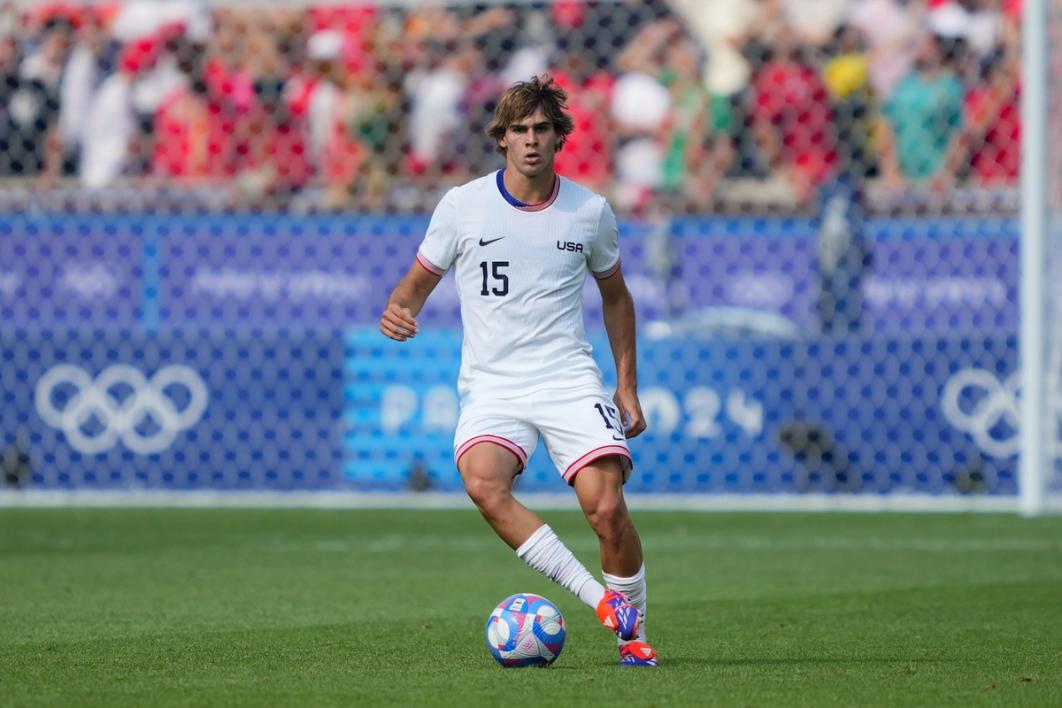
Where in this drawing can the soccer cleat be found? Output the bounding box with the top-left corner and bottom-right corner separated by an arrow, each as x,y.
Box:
596,589 -> 639,640
619,641 -> 658,667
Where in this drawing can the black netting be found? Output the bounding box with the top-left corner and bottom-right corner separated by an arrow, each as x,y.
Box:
0,1 -> 1052,498
0,0 -> 1023,214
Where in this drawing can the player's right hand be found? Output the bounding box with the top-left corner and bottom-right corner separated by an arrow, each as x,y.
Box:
380,303 -> 419,341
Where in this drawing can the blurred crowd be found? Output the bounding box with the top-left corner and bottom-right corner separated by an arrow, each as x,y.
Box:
0,0 -> 1023,212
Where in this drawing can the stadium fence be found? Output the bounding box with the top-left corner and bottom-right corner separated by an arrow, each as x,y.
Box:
0,0 -> 1057,512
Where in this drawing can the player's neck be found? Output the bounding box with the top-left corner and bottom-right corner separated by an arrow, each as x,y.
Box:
502,167 -> 557,205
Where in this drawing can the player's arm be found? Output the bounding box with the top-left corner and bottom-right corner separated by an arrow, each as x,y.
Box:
596,268 -> 647,438
379,261 -> 442,342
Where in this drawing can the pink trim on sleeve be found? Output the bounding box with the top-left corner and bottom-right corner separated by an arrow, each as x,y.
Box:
415,252 -> 445,276
592,259 -> 622,280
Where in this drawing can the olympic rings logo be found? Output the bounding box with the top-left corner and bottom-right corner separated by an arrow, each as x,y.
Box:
941,368 -> 1060,459
35,364 -> 209,455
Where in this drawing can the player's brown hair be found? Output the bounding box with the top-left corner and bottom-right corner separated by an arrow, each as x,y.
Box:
486,75 -> 574,153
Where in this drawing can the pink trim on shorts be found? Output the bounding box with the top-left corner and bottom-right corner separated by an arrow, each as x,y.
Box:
593,259 -> 622,280
562,445 -> 632,484
415,252 -> 445,276
455,435 -> 528,470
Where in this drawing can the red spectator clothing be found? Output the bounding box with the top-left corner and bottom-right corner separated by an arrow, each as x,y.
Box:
201,59 -> 311,188
307,5 -> 377,34
203,59 -> 256,113
25,2 -> 81,30
153,86 -> 235,179
551,70 -> 614,188
119,36 -> 162,75
285,73 -> 317,119
323,108 -> 366,186
159,59 -> 248,180
551,0 -> 587,29
235,105 -> 312,190
29,1 -> 120,31
752,61 -> 837,185
307,4 -> 378,79
965,84 -> 1020,185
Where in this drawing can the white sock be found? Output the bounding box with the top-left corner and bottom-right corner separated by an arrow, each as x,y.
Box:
516,524 -> 607,609
602,564 -> 647,643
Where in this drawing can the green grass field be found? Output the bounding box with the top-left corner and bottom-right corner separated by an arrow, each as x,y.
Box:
2,508 -> 1061,707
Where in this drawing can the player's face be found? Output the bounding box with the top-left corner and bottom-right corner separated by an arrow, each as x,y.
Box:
500,107 -> 558,179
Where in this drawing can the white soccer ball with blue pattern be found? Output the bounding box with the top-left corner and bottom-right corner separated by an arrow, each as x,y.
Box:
485,593 -> 566,667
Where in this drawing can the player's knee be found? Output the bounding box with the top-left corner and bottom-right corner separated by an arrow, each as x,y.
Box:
585,496 -> 628,539
462,472 -> 510,513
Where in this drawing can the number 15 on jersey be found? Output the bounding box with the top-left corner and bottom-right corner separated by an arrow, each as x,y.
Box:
479,261 -> 509,296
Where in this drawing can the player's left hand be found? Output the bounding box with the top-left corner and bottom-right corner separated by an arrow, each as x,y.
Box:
613,389 -> 646,439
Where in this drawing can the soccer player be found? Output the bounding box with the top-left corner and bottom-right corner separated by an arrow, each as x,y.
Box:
379,76 -> 656,667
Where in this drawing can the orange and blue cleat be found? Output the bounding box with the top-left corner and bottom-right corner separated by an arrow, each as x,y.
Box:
619,641 -> 658,667
596,589 -> 639,641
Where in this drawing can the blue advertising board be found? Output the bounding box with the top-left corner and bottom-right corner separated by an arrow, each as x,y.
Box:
0,214 -> 1018,335
0,212 -> 1029,496
0,328 -> 1021,495
342,329 -> 1020,496
0,331 -> 346,490
0,215 -> 145,328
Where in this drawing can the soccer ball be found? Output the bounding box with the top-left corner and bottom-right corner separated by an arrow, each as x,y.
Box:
485,593 -> 566,667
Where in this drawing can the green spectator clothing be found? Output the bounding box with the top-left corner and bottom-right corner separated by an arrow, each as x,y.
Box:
883,71 -> 963,180
708,93 -> 734,135
659,70 -> 734,190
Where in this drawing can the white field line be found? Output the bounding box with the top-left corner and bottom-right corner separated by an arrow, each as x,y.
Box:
257,533 -> 1060,555
3,490 -> 1056,514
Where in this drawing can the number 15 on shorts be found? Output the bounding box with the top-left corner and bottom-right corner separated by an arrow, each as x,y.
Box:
594,403 -> 626,441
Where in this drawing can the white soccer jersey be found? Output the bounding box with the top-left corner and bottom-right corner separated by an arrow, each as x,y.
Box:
416,170 -> 621,403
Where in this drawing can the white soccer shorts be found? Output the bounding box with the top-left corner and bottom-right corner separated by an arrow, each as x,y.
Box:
453,384 -> 633,485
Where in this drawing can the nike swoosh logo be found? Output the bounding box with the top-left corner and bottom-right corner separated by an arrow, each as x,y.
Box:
479,236 -> 505,246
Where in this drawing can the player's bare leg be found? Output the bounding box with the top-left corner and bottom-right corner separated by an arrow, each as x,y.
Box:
459,441 -> 624,634
457,442 -> 543,548
571,457 -> 642,575
573,456 -> 657,666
